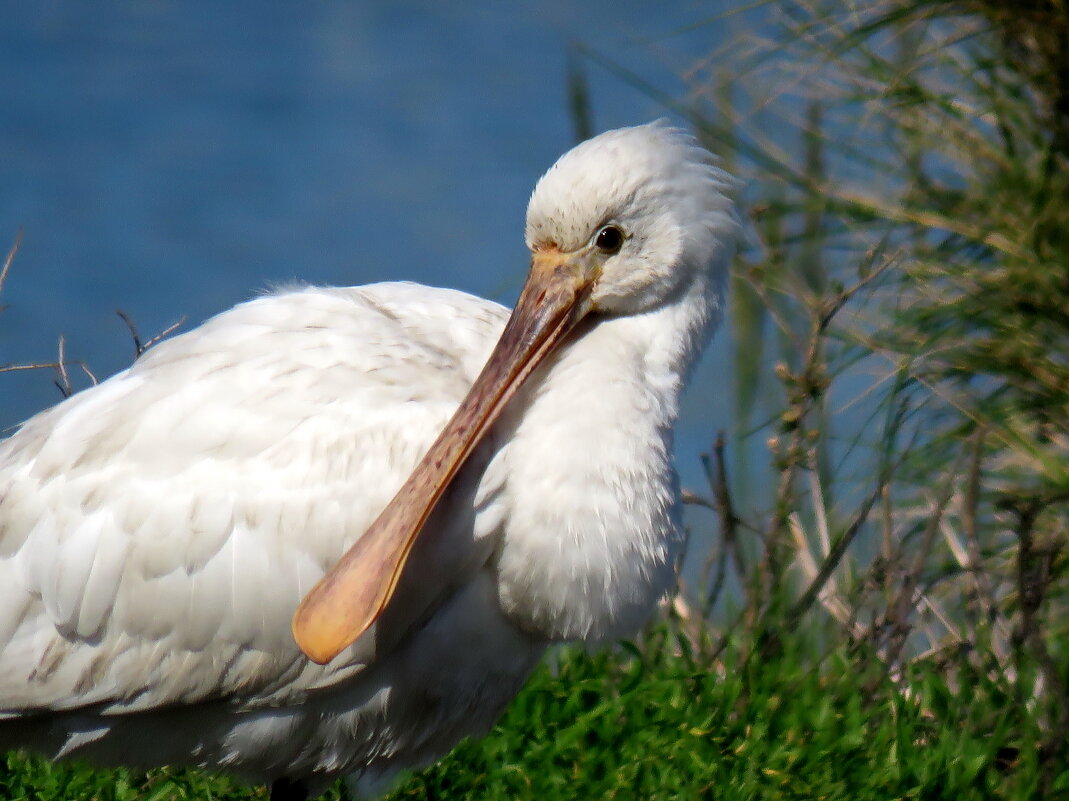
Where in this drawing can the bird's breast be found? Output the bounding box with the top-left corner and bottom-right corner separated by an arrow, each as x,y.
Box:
478,328 -> 684,643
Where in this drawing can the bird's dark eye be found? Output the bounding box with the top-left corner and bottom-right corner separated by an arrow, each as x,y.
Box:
594,225 -> 624,254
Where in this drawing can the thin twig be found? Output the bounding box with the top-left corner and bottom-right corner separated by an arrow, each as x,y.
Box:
783,478 -> 884,633
765,254 -> 899,535
960,428 -> 1007,647
787,512 -> 864,637
880,468 -> 962,670
115,309 -> 186,359
0,228 -> 21,300
115,309 -> 144,358
0,359 -> 97,384
712,434 -> 748,581
807,461 -> 832,557
1,345 -> 98,398
697,434 -> 747,619
880,483 -> 894,598
145,318 -> 185,350
54,336 -> 72,397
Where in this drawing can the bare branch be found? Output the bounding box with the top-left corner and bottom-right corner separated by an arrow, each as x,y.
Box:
807,454 -> 831,557
54,336 -> 72,398
783,477 -> 884,633
144,317 -> 185,350
681,489 -> 716,510
712,434 -> 747,580
115,309 -> 144,359
0,360 -> 98,387
0,228 -> 23,304
880,472 -> 962,669
700,434 -> 746,619
116,309 -> 186,360
787,511 -> 864,637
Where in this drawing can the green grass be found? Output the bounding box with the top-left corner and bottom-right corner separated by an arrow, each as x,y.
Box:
2,624 -> 1056,800
393,627 -> 1052,801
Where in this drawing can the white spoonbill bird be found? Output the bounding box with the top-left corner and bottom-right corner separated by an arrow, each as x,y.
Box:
0,122 -> 738,800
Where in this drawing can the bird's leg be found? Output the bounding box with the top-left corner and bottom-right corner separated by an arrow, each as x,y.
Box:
269,778 -> 309,801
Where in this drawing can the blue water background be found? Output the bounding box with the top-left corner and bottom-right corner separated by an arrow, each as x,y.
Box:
1,2 -> 756,566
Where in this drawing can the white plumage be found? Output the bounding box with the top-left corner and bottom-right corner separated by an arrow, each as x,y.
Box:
0,122 -> 738,799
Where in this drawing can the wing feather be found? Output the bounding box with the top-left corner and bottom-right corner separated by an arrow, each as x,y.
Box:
0,283 -> 509,716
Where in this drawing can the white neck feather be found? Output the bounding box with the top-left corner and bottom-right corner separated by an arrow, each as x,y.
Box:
485,270 -> 722,641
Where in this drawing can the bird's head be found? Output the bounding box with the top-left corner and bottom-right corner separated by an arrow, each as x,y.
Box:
524,121 -> 738,316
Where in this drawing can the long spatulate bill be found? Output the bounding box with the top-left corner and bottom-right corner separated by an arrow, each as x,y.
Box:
292,248 -> 597,664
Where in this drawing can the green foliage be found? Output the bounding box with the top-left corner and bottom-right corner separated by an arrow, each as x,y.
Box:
4,626 -> 1055,800
0,754 -> 349,801
0,755 -> 256,801
673,1 -> 1069,795
576,0 -> 1069,795
391,629 -> 1050,801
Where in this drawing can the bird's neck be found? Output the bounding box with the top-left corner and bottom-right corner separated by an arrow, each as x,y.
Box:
603,271 -> 723,423
488,271 -> 723,642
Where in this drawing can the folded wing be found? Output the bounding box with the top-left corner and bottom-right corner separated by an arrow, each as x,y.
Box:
0,283 -> 509,717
